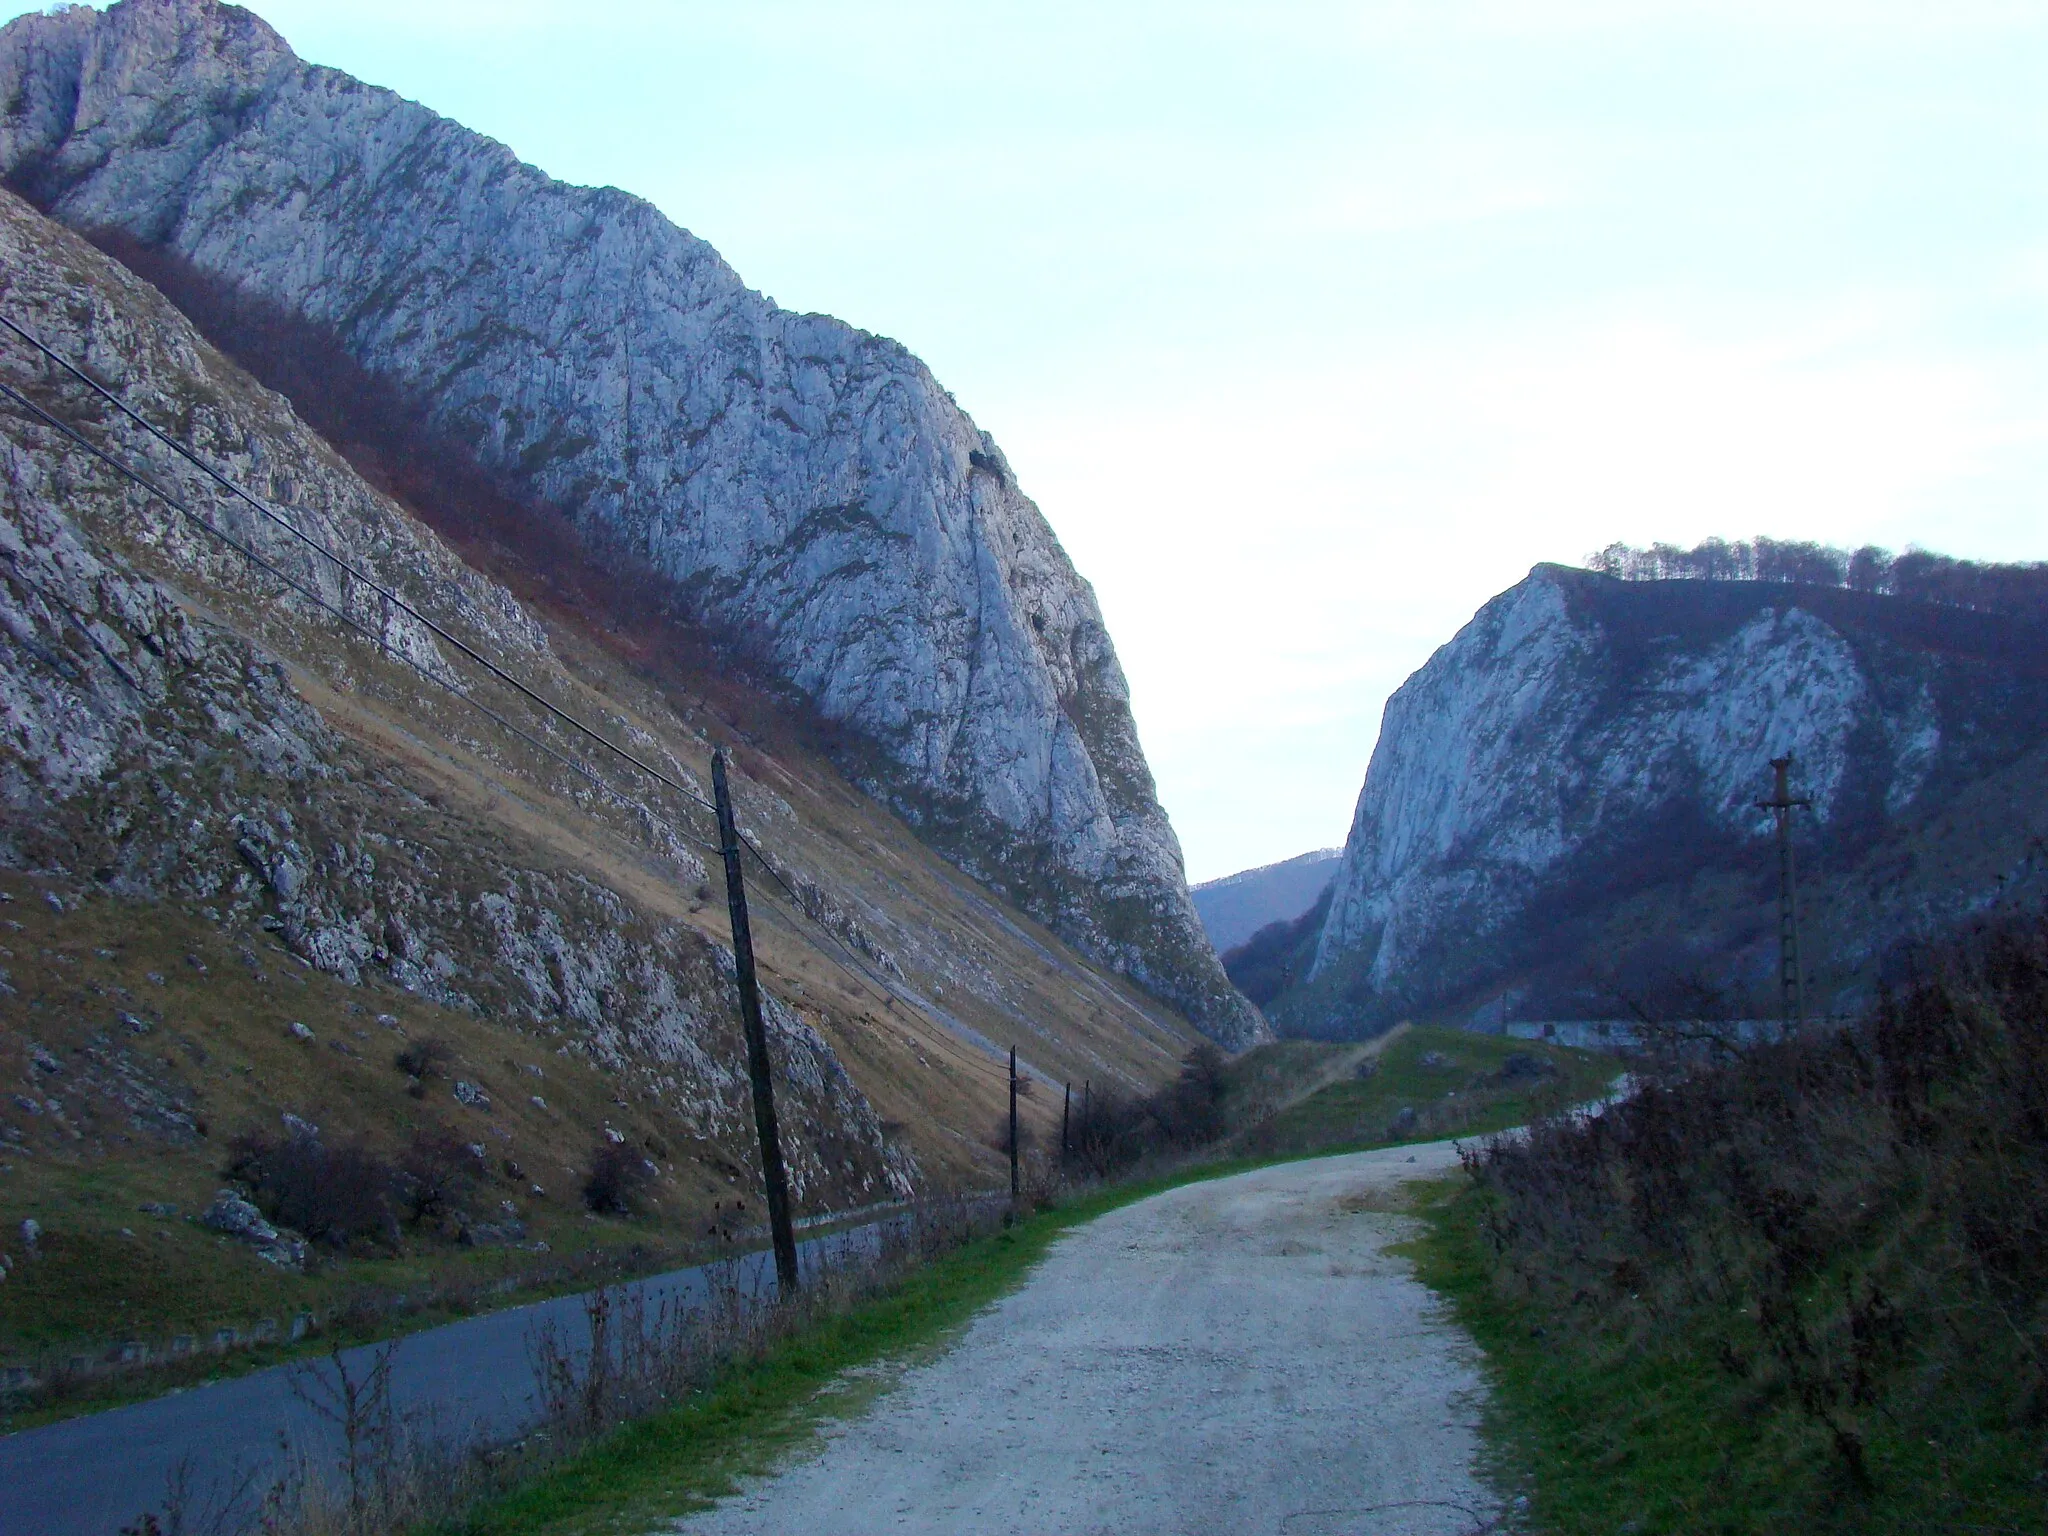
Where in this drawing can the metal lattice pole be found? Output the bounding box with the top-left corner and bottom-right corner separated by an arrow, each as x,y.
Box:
1756,755 -> 1811,1034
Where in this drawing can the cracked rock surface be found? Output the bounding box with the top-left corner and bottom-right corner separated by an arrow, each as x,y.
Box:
0,187 -> 913,1212
0,0 -> 1260,1048
1297,563 -> 2048,1032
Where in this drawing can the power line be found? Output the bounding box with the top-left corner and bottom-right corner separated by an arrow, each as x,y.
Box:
0,312 -> 724,824
739,837 -> 918,1015
0,374 -> 710,849
0,320 -> 921,1019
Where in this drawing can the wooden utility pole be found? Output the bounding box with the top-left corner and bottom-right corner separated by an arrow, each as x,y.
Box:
1756,755 -> 1812,1034
712,748 -> 800,1297
1008,1045 -> 1021,1201
1061,1081 -> 1071,1159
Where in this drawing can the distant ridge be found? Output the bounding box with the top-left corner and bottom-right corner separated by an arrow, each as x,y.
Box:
1279,560 -> 2048,1038
1192,849 -> 1342,953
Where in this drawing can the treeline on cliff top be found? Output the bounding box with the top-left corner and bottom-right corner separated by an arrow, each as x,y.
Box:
1587,535 -> 2048,620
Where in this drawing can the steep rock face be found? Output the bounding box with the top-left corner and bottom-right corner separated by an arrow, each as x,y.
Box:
1296,564 -> 2048,1032
0,0 -> 1259,1047
0,186 -> 911,1208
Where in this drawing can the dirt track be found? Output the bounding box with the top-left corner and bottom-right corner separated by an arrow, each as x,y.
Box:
671,1141 -> 1498,1536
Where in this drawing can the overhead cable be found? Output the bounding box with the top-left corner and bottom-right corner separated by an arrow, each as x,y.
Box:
0,312 -> 722,823
0,375 -> 721,854
0,321 -> 916,1017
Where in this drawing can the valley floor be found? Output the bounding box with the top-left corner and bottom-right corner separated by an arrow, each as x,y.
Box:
672,1144 -> 1492,1536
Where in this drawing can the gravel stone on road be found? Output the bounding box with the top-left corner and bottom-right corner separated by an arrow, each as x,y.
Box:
671,1140 -> 1497,1536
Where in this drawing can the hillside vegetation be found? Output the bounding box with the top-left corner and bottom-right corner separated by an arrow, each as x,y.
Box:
1225,1027 -> 1619,1159
1587,533 -> 2048,619
0,178 -> 1200,1418
1421,915 -> 2048,1533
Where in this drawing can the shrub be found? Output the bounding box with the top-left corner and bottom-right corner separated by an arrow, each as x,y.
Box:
1058,1043 -> 1243,1177
987,1112 -> 1035,1159
1458,913 -> 2048,1517
397,1128 -> 486,1230
1158,1042 -> 1229,1146
225,1129 -> 400,1250
583,1141 -> 656,1216
1065,1082 -> 1157,1178
393,1037 -> 454,1080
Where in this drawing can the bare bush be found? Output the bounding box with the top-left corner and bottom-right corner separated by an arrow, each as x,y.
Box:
224,1130 -> 400,1251
1066,1082 -> 1156,1178
1460,913 -> 2048,1500
1157,1042 -> 1229,1147
987,1110 -> 1036,1160
397,1128 -> 486,1231
1060,1043 -> 1236,1179
392,1037 -> 453,1080
582,1141 -> 656,1215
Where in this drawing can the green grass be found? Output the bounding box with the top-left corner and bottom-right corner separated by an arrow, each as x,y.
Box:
444,1043 -> 1639,1536
440,1174 -> 1213,1536
1233,1026 -> 1618,1157
1408,1178 -> 2047,1536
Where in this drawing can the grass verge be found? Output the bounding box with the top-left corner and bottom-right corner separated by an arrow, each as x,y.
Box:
1230,1026 -> 1619,1159
437,1173 -> 1200,1536
1411,1169 -> 2047,1535
442,1128 -> 1496,1536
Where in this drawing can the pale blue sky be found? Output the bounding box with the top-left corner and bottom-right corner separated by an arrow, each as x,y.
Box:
19,1 -> 2048,880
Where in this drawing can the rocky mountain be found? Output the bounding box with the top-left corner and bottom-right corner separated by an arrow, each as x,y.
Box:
1280,561 -> 2048,1037
0,168 -> 1218,1372
0,0 -> 1259,1049
1191,849 -> 1340,954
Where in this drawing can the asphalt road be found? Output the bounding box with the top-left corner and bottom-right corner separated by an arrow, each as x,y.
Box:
0,1225 -> 864,1536
673,1141 -> 1496,1536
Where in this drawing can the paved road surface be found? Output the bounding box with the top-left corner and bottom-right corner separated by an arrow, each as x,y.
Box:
0,1225 -> 867,1536
673,1141 -> 1496,1536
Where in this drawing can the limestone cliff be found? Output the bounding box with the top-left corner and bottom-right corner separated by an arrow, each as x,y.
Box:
1289,563 -> 2048,1035
0,0 -> 1258,1047
0,191 -> 912,1209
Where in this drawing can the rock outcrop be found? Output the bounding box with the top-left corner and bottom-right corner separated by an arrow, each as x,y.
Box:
0,0 -> 1259,1047
0,185 -> 911,1209
1290,563 -> 2048,1034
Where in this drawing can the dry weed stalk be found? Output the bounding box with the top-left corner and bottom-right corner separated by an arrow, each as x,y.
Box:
1461,913 -> 2048,1494
125,1193 -> 1006,1534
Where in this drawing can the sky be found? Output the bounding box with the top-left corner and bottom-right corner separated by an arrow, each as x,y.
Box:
17,1 -> 2048,881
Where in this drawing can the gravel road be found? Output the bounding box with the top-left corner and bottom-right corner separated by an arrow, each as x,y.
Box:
673,1141 -> 1497,1536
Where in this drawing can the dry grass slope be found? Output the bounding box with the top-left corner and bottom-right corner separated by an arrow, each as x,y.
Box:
0,189 -> 1208,1415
